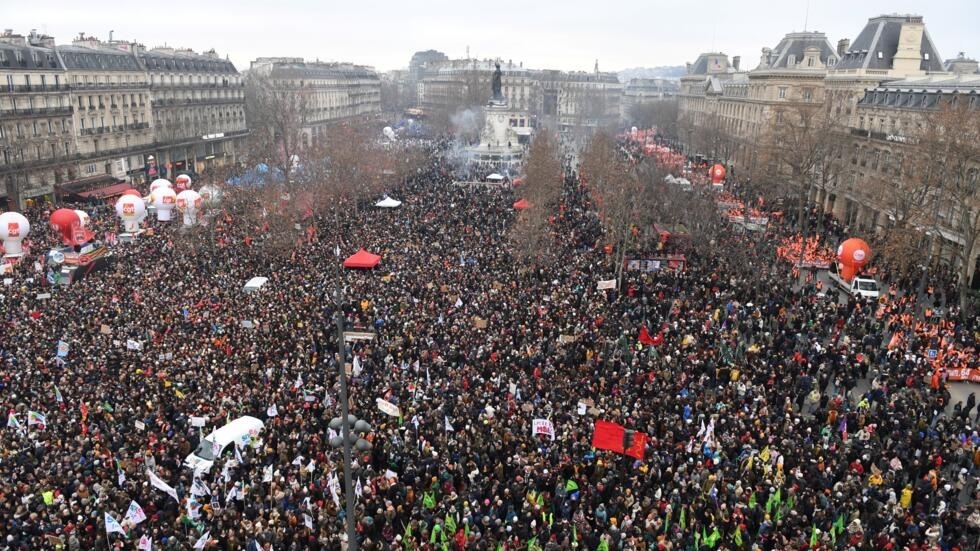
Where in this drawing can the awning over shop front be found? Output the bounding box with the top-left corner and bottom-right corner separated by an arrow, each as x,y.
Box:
76,182 -> 132,200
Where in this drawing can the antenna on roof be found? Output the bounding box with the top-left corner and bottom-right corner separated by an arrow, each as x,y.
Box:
803,0 -> 810,32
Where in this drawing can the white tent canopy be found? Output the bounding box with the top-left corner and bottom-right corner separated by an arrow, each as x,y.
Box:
243,277 -> 269,293
486,173 -> 504,182
375,196 -> 402,208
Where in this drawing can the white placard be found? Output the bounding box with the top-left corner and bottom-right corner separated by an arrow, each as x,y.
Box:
532,418 -> 556,440
36,293 -> 51,300
134,420 -> 145,431
376,398 -> 401,417
190,416 -> 207,428
597,279 -> 617,290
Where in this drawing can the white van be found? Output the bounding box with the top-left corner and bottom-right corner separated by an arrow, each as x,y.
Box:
184,416 -> 265,471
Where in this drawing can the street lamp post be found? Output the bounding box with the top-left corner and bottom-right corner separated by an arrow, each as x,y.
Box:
328,279 -> 373,550
329,406 -> 373,550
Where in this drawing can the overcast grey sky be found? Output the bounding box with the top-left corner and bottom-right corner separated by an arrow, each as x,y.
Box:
3,0 -> 977,73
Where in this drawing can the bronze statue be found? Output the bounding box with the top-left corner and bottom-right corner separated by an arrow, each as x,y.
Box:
491,62 -> 503,101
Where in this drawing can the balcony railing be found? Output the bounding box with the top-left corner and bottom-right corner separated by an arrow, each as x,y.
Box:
68,82 -> 151,91
0,84 -> 72,94
0,106 -> 74,117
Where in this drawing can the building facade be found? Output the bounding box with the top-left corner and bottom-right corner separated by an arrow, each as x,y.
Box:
418,59 -> 534,115
0,30 -> 249,209
412,57 -> 622,133
249,58 -> 381,147
812,75 -> 980,278
140,46 -> 247,179
0,31 -> 76,208
533,63 -> 622,134
678,32 -> 841,169
621,77 -> 679,119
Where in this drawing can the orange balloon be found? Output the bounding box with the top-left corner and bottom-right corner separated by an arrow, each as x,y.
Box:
840,264 -> 858,282
837,238 -> 871,269
710,164 -> 726,184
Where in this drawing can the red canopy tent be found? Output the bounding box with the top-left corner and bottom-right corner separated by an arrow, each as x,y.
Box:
513,198 -> 531,210
342,249 -> 381,269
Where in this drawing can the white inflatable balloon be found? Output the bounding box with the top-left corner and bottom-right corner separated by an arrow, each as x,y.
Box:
175,174 -> 193,190
176,189 -> 203,227
115,195 -> 147,233
153,188 -> 178,221
0,211 -> 30,255
150,178 -> 173,194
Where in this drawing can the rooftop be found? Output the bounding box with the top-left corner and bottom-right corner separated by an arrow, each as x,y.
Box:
757,31 -> 839,71
836,14 -> 944,73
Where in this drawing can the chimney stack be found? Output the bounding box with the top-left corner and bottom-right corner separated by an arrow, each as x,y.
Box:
732,56 -> 741,71
837,39 -> 850,57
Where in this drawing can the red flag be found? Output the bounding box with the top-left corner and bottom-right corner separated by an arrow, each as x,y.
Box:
639,326 -> 663,346
80,402 -> 89,422
592,420 -> 625,454
626,431 -> 648,460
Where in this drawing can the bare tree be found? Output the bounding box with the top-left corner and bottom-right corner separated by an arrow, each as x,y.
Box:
245,71 -> 310,184
862,150 -> 933,278
754,103 -> 843,233
580,131 -> 645,282
510,131 -> 563,264
626,98 -> 679,139
916,101 -> 980,314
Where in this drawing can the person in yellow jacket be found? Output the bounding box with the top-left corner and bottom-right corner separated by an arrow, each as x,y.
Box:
899,485 -> 913,509
867,471 -> 883,487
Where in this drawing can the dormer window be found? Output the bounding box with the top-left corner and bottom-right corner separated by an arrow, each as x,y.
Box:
924,53 -> 930,61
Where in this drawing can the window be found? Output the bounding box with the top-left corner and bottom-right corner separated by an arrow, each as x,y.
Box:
802,88 -> 813,102
778,87 -> 787,99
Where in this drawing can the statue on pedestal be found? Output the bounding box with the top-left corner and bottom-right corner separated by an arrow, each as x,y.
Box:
491,62 -> 503,101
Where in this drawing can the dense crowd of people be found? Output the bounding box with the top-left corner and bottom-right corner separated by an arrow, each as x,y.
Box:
1,137 -> 980,551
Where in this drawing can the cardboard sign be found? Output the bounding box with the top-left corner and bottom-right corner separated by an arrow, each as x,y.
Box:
134,420 -> 145,431
190,416 -> 207,428
36,293 -> 51,300
100,324 -> 111,335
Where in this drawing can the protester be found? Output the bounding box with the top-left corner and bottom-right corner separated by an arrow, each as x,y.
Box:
0,137 -> 978,551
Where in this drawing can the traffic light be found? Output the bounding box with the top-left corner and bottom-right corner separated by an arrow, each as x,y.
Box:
623,430 -> 635,451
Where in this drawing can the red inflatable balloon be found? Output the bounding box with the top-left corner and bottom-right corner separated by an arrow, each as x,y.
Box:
710,164 -> 726,184
837,238 -> 871,280
49,208 -> 81,246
